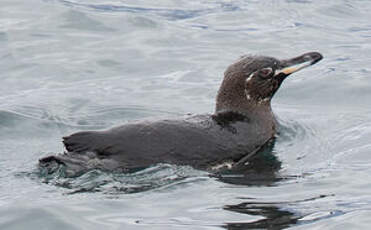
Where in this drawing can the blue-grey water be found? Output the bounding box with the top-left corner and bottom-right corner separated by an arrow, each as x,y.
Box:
1,0 -> 371,229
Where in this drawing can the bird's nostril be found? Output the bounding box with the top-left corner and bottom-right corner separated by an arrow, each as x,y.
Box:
303,55 -> 312,62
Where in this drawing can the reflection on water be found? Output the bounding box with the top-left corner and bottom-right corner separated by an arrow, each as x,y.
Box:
224,201 -> 299,230
224,194 -> 336,230
212,138 -> 283,186
216,140 -> 300,229
214,139 -> 295,230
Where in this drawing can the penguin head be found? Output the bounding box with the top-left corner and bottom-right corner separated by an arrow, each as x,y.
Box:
215,52 -> 323,114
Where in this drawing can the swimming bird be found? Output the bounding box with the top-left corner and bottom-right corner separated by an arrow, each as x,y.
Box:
39,52 -> 323,176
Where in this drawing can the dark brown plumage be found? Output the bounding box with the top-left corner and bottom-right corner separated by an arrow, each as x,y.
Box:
39,52 -> 323,176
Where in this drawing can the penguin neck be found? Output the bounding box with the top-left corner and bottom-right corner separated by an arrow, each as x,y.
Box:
214,98 -> 275,123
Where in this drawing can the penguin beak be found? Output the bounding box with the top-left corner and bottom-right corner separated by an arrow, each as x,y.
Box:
275,52 -> 323,77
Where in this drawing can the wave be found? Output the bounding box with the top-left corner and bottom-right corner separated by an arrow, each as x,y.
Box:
56,0 -> 240,20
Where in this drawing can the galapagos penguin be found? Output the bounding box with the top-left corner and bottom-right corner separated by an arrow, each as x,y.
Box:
39,52 -> 323,176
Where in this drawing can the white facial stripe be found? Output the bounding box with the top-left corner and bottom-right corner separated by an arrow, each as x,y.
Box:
245,72 -> 254,83
245,70 -> 271,103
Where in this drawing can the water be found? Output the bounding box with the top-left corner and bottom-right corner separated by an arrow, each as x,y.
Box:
1,0 -> 371,229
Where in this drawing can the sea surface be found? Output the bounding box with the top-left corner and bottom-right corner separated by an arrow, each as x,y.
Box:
1,0 -> 371,229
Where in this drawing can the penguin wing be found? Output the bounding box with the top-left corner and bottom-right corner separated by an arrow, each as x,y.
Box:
62,120 -> 188,156
63,130 -> 105,153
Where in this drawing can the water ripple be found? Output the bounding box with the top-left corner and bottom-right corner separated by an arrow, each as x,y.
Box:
56,0 -> 240,20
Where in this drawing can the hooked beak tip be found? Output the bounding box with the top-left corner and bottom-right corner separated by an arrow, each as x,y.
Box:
276,52 -> 323,76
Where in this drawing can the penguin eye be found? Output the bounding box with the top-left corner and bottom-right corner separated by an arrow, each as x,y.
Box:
258,67 -> 273,79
